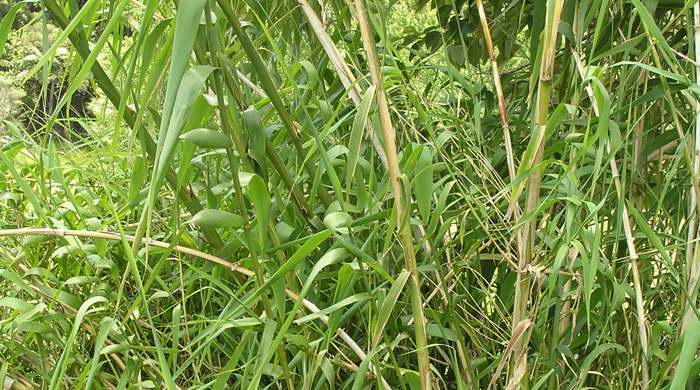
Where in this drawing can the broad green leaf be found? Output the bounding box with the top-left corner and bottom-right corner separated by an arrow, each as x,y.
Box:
0,2 -> 22,56
181,128 -> 233,149
140,0 -> 208,243
248,247 -> 349,389
157,0 -> 207,143
84,317 -> 114,390
247,175 -> 270,251
584,218 -> 601,329
511,103 -> 575,210
576,343 -> 624,388
250,319 -> 277,386
212,332 -> 251,390
372,269 -> 410,348
346,85 -> 376,195
0,297 -> 33,312
351,347 -> 383,390
323,211 -> 352,234
128,155 -> 148,203
671,315 -> 700,390
153,65 -> 214,194
50,296 -> 108,390
275,221 -> 294,243
243,107 -> 266,167
189,209 -> 246,229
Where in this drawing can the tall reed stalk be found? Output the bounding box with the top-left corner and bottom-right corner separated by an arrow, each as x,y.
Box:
510,0 -> 563,386
354,0 -> 431,388
683,2 -> 700,332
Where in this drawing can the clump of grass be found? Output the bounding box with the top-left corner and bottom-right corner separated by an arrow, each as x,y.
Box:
1,0 -> 700,388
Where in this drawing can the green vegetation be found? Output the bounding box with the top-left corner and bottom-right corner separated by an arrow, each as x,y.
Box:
2,0 -> 700,388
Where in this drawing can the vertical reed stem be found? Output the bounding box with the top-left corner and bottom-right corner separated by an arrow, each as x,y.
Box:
510,0 -> 563,386
354,1 -> 430,388
683,2 -> 700,332
475,0 -> 516,182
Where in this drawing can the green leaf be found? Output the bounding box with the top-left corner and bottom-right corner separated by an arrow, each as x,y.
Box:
247,175 -> 271,251
0,2 -> 23,56
628,0 -> 682,71
372,269 -> 410,348
583,218 -> 601,329
189,209 -> 246,229
0,297 -> 34,312
346,85 -> 376,194
415,146 -> 433,223
153,65 -> 214,194
243,107 -> 266,166
84,317 -> 114,390
180,128 -> 233,149
50,296 -> 108,390
671,315 -> 700,390
250,319 -> 277,386
249,247 -> 349,389
351,346 -> 383,390
275,221 -> 294,243
576,343 -> 624,387
128,155 -> 148,203
157,0 -> 207,142
323,211 -> 352,234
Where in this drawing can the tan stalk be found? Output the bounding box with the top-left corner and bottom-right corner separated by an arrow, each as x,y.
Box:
299,0 -> 435,262
647,139 -> 677,162
353,0 -> 431,388
236,70 -> 267,98
475,0 -> 516,182
559,246 -> 580,336
510,0 -> 563,386
0,227 -> 390,387
683,2 -> 700,333
571,49 -> 649,389
297,0 -> 388,168
489,319 -> 532,390
632,76 -> 647,183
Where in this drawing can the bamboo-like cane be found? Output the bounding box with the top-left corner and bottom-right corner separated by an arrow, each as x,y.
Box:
683,2 -> 700,333
475,0 -> 516,182
297,0 -> 388,169
509,1 -> 563,387
353,1 -> 431,388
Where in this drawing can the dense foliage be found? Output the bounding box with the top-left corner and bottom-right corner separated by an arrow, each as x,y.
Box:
2,0 -> 700,388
